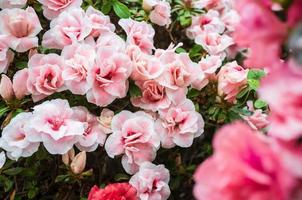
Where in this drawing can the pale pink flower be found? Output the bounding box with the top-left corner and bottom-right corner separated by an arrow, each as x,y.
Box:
194,122 -> 296,200
128,45 -> 164,81
0,35 -> 14,73
42,8 -> 92,49
96,32 -> 126,53
259,68 -> 302,141
24,99 -> 86,155
0,7 -> 42,52
221,9 -> 240,32
156,51 -> 200,104
86,6 -> 115,38
98,108 -> 114,134
242,101 -> 269,130
155,99 -> 204,148
195,32 -> 234,56
27,54 -> 65,102
119,18 -> 155,54
72,106 -> 107,152
0,112 -> 40,160
186,10 -> 225,39
62,42 -> 95,95
0,152 -> 5,169
38,0 -> 82,20
0,0 -> 27,8
130,162 -> 170,200
86,47 -> 132,107
217,61 -> 248,103
131,80 -> 172,112
149,1 -> 171,26
105,111 -> 160,174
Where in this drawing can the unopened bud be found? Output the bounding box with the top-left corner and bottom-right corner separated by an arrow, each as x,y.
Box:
70,151 -> 86,174
62,148 -> 75,165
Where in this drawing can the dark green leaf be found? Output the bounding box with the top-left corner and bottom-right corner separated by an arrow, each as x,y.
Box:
0,107 -> 10,118
113,1 -> 130,18
55,175 -> 69,183
187,88 -> 200,98
114,173 -> 129,181
129,81 -> 142,97
16,61 -> 28,69
3,167 -> 23,176
189,44 -> 203,59
101,1 -> 112,14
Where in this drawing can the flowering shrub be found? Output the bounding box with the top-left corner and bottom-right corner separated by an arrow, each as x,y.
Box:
0,0 -> 301,199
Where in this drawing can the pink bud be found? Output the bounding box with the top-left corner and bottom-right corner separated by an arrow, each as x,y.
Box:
28,48 -> 38,59
98,108 -> 114,134
70,151 -> 86,174
12,68 -> 29,99
0,74 -> 14,101
62,148 -> 75,165
143,0 -> 158,11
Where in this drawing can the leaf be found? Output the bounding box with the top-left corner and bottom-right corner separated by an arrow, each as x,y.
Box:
236,87 -> 250,99
16,61 -> 28,69
247,70 -> 266,80
3,167 -> 23,176
55,175 -> 69,183
101,1 -> 112,14
254,99 -> 268,109
189,44 -> 203,59
0,106 -> 10,118
113,1 -> 130,19
114,173 -> 129,181
129,81 -> 142,97
187,88 -> 200,98
27,188 -> 38,199
248,79 -> 260,90
175,47 -> 186,53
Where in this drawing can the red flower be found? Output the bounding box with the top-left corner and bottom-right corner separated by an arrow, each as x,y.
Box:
88,183 -> 137,200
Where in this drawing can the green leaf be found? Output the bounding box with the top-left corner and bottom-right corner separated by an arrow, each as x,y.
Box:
187,88 -> 200,98
236,87 -> 250,99
254,99 -> 268,109
189,44 -> 203,59
113,1 -> 130,18
248,79 -> 260,90
16,61 -> 28,69
101,1 -> 112,14
175,47 -> 186,54
0,106 -> 10,118
247,70 -> 266,80
129,81 -> 142,97
28,187 -> 38,199
3,167 -> 23,176
55,174 -> 69,183
114,173 -> 129,181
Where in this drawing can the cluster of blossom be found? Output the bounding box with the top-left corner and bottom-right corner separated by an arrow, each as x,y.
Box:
185,0 -> 239,58
194,0 -> 302,199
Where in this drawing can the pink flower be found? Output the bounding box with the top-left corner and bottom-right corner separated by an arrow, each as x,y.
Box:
234,0 -> 287,68
128,45 -> 164,81
0,0 -> 27,8
259,68 -> 302,141
155,99 -> 204,148
130,162 -> 170,200
287,0 -> 302,27
42,8 -> 92,49
98,108 -> 114,134
96,32 -> 126,53
186,10 -> 225,40
24,99 -> 86,155
195,32 -> 234,56
156,51 -> 200,104
217,61 -> 248,103
119,18 -> 155,54
194,122 -> 296,200
0,112 -> 40,160
149,1 -> 171,26
86,6 -> 115,38
38,0 -> 82,20
0,7 -> 42,52
0,152 -> 5,169
242,101 -> 269,130
27,54 -> 65,102
131,80 -> 172,112
72,106 -> 107,152
105,111 -> 160,174
221,9 -> 240,32
192,55 -> 222,90
86,47 -> 132,107
62,42 -> 95,95
88,183 -> 137,200
0,35 -> 14,73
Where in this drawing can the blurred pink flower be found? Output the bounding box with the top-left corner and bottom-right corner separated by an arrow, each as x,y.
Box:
149,1 -> 171,26
119,18 -> 155,54
72,106 -> 107,152
0,7 -> 42,52
0,112 -> 40,160
62,42 -> 95,95
86,6 -> 115,38
105,111 -> 160,174
0,0 -> 27,8
217,61 -> 248,103
242,101 -> 269,130
287,0 -> 302,27
38,0 -> 82,19
27,54 -> 65,102
24,99 -> 86,155
42,8 -> 92,49
0,35 -> 14,74
155,99 -> 204,148
194,122 -> 296,200
86,47 -> 132,107
130,162 -> 170,200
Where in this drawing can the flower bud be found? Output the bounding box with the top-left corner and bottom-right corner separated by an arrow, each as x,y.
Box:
0,74 -> 14,101
143,0 -> 158,11
62,148 -> 75,165
70,151 -> 86,174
